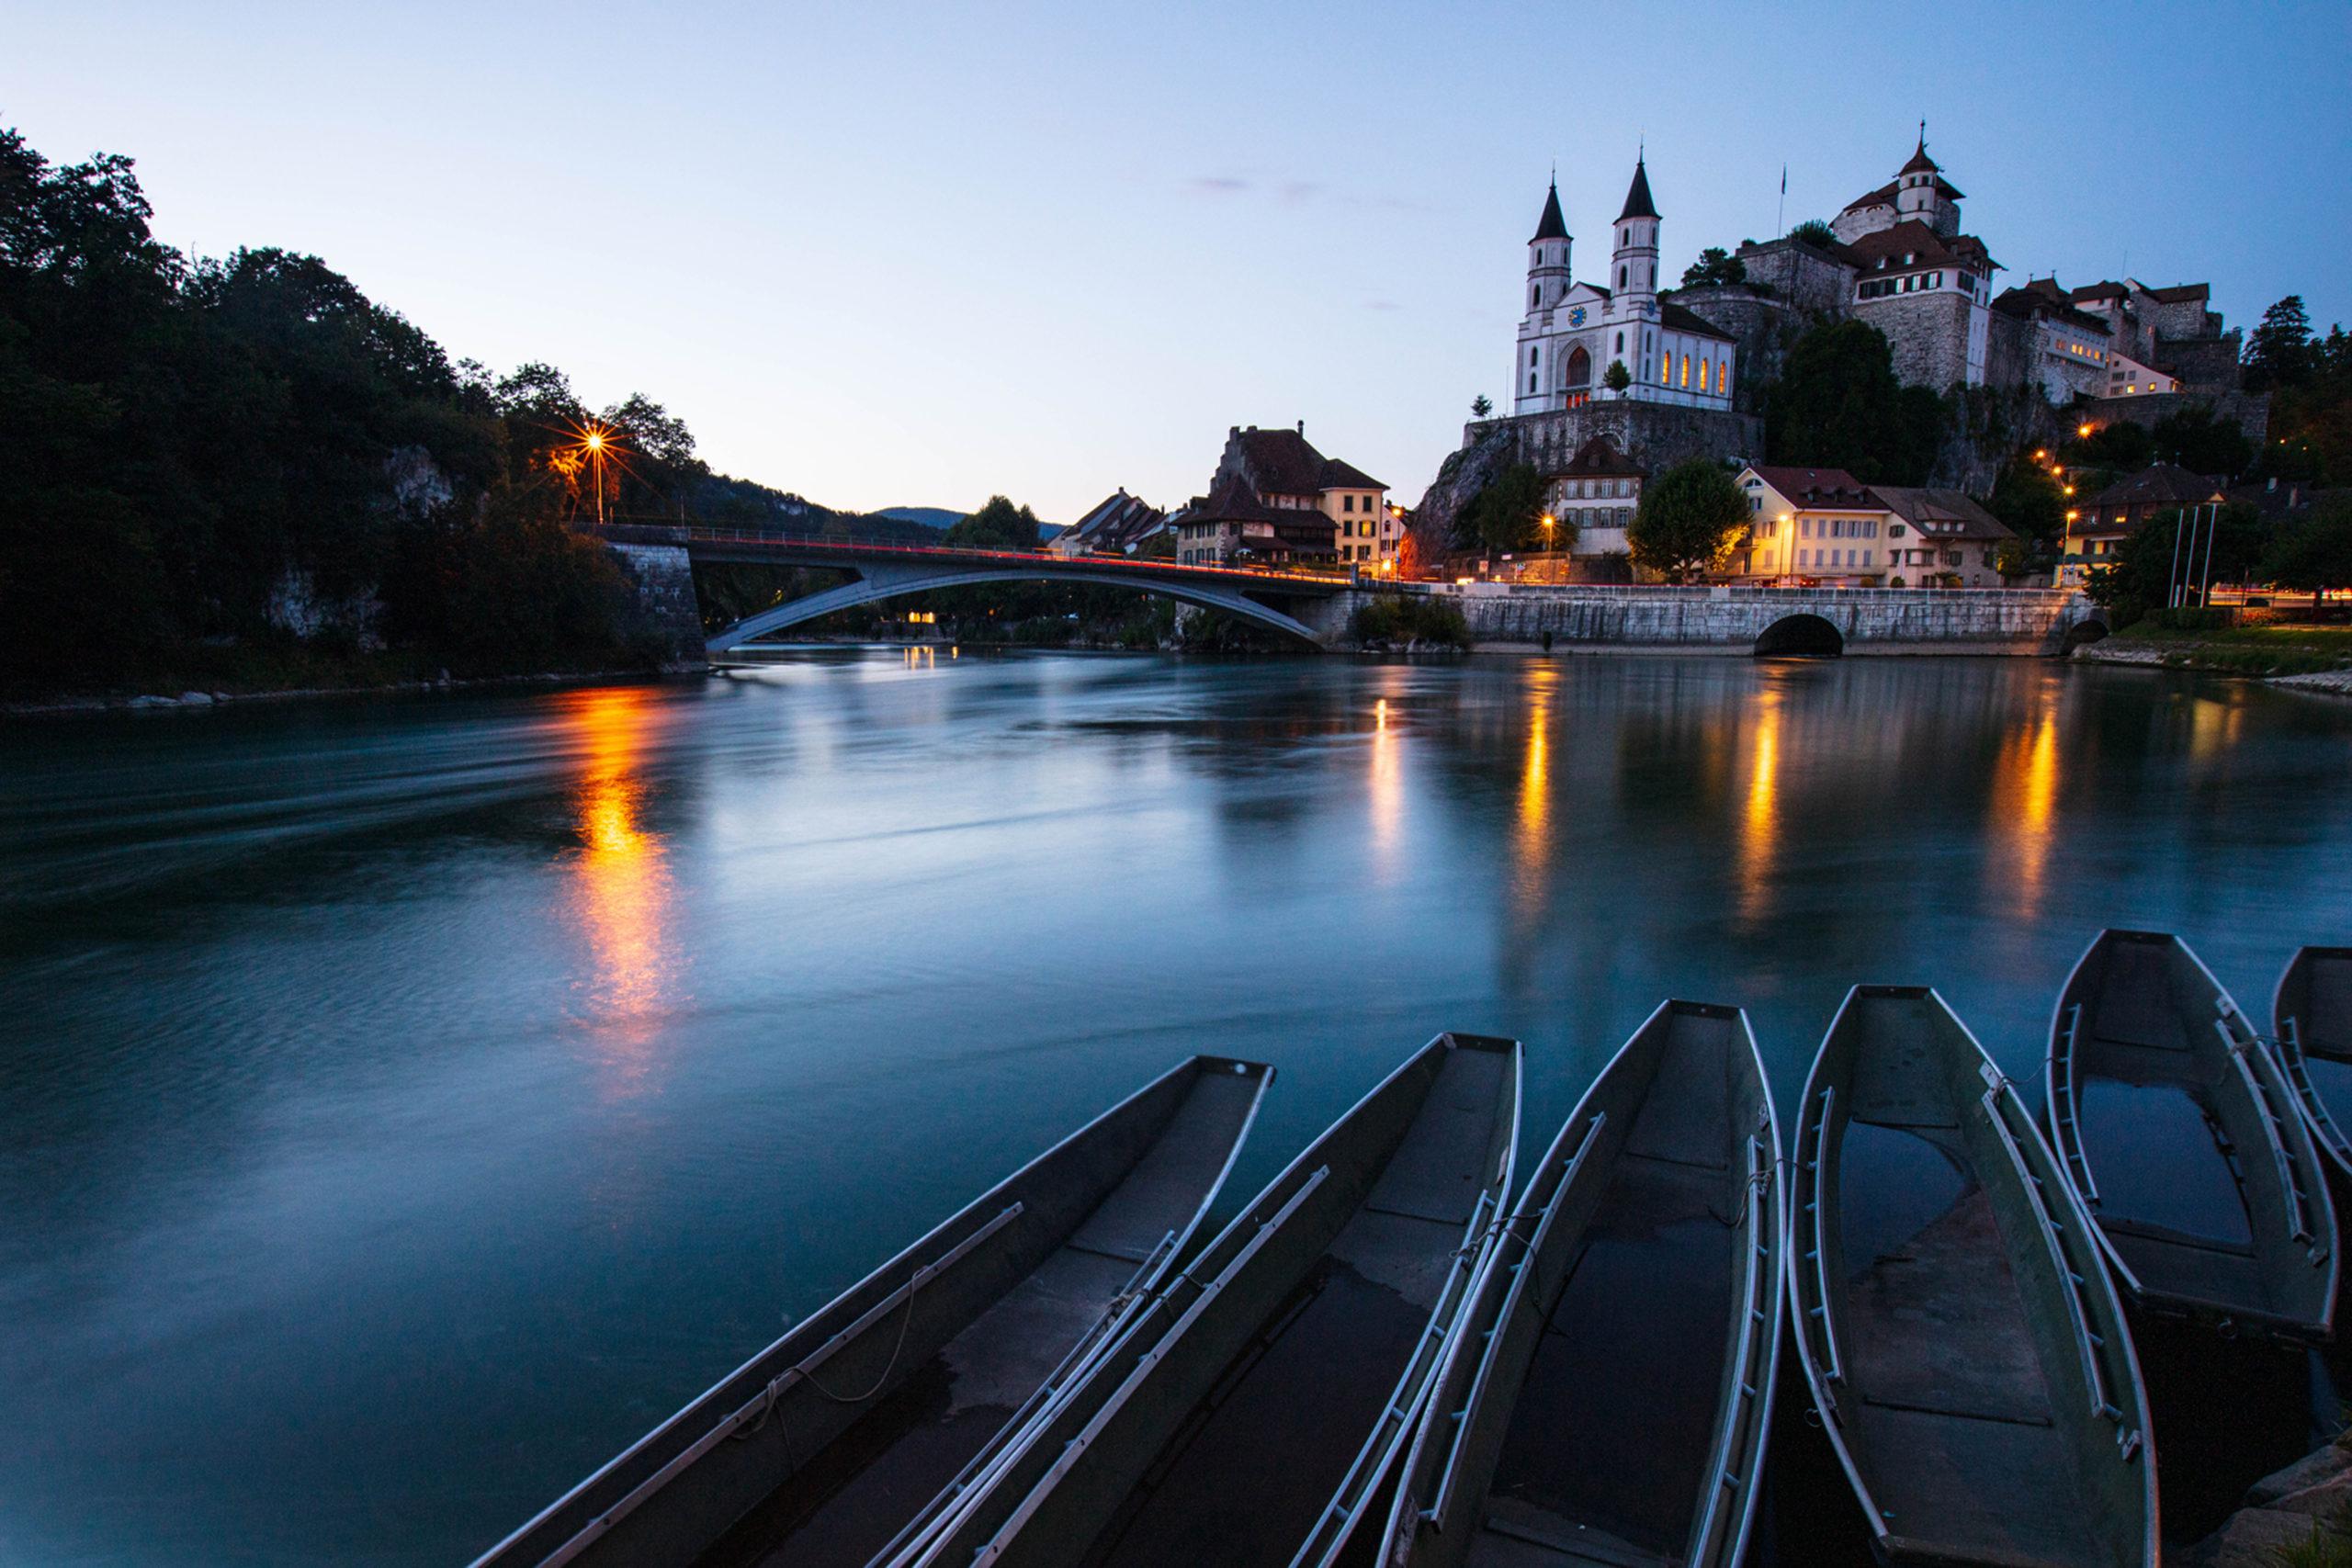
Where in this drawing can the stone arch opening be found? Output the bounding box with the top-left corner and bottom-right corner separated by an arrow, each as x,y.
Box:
1565,345 -> 1591,388
2060,617 -> 2109,655
1753,614 -> 1844,659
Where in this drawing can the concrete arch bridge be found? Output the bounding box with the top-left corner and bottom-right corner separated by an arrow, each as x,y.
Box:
593,525 -> 1353,655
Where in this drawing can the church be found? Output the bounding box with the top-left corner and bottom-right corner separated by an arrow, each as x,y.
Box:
1511,158 -> 1739,417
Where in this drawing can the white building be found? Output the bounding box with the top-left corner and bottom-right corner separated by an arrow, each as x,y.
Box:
1512,159 -> 1738,418
1735,467 -> 1894,584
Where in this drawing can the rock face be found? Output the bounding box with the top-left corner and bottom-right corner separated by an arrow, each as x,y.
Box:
1412,404 -> 1764,554
2182,1437 -> 2352,1566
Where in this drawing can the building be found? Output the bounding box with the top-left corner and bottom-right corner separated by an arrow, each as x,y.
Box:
1173,480 -> 1340,567
1992,278 -> 2117,402
1871,486 -> 2015,588
1833,139 -> 2001,388
1047,490 -> 1167,558
1545,436 -> 1647,558
2062,463 -> 2226,583
1735,467 -> 1894,584
1512,160 -> 1741,417
1175,423 -> 1392,568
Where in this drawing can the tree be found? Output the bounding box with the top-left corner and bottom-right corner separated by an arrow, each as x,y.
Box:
1766,319 -> 1943,483
1680,248 -> 1747,288
1788,220 -> 1837,251
1629,458 -> 1748,581
944,495 -> 1041,552
1986,455 -> 2066,546
1470,395 -> 1493,420
1602,359 -> 1632,392
2065,420 -> 2154,473
2264,493 -> 2352,611
1461,463 -> 1544,553
2083,502 -> 2271,625
2245,296 -> 2313,393
2151,405 -> 2252,478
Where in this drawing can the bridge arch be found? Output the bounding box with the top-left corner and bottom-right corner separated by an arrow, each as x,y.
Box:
2059,616 -> 2109,655
707,563 -> 1321,656
1753,613 -> 1844,659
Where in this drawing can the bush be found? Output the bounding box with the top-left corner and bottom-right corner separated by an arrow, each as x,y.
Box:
1352,594 -> 1471,649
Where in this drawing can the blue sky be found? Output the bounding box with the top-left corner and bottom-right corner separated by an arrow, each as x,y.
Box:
7,0 -> 2346,519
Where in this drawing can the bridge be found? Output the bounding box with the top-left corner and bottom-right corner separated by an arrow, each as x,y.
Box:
590,525 -> 2101,660
591,525 -> 1355,655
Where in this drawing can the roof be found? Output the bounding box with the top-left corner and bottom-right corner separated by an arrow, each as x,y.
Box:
1870,486 -> 2013,542
1748,466 -> 1880,509
2143,283 -> 2211,305
1532,181 -> 1568,243
1841,180 -> 1898,216
1557,435 -> 1648,479
1227,426 -> 1329,496
2068,281 -> 2129,304
1061,489 -> 1168,552
1899,135 -> 1941,176
1188,479 -> 1295,525
1659,299 -> 1736,343
2088,463 -> 2229,509
1991,280 -> 2112,334
1317,457 -> 1386,491
1842,220 -> 1999,276
1617,158 -> 1658,221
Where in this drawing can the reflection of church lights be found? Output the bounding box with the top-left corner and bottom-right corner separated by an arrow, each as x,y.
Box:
1737,687 -> 1781,922
1513,671 -> 1556,901
566,688 -> 678,1087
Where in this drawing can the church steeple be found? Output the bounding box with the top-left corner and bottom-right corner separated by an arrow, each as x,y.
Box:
1894,124 -> 1962,236
1610,154 -> 1660,305
1525,176 -> 1572,315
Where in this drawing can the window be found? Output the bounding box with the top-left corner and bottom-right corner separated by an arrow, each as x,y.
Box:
1530,373 -> 1538,392
1532,286 -> 1540,309
1615,333 -> 1624,355
1531,346 -> 1540,367
1343,494 -> 1354,513
1619,266 -> 1627,288
1801,519 -> 1812,538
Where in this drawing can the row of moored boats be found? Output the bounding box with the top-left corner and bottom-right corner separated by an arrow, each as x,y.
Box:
471,933 -> 2352,1568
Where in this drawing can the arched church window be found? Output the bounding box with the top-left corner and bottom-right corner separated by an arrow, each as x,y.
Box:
1619,266 -> 1626,289
1615,333 -> 1624,355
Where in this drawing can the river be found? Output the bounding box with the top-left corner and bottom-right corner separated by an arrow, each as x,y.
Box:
4,650 -> 2349,1566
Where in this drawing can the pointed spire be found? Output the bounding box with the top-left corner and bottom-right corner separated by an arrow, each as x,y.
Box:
1531,178 -> 1568,243
1900,123 -> 1940,175
1616,155 -> 1658,221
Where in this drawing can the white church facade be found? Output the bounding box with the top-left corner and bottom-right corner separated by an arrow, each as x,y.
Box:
1511,159 -> 1738,418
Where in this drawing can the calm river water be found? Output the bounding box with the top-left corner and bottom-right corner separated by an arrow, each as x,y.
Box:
5,651 -> 2351,1566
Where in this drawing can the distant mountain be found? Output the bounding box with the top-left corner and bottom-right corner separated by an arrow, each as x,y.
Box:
876,506 -> 967,530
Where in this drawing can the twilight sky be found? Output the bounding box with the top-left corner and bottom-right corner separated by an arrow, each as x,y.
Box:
7,0 -> 2346,519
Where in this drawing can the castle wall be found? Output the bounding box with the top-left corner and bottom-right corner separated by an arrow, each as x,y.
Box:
2085,389 -> 2272,446
1498,402 -> 1764,477
1856,291 -> 1977,389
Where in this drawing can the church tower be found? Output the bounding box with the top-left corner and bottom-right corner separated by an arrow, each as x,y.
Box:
1611,156 -> 1660,306
1526,179 -> 1572,314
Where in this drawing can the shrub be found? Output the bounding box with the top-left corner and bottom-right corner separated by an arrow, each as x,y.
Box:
1352,594 -> 1471,649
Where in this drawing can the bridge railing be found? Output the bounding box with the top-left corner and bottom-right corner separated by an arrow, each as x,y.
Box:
594,522 -> 1355,587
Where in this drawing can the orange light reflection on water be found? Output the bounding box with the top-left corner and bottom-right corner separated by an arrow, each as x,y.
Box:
1736,683 -> 1782,925
562,688 -> 680,1092
1513,667 -> 1556,905
1992,682 -> 2063,917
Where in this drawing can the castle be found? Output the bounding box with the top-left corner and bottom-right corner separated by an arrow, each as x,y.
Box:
1419,134 -> 2263,543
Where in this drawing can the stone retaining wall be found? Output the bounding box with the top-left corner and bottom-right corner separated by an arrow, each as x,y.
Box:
1405,583 -> 2096,654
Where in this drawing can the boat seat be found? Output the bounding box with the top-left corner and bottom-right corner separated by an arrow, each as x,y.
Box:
1471,1497 -> 1671,1567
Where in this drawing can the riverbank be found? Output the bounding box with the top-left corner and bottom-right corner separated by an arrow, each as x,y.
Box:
1,665 -> 676,717
2074,623 -> 2352,683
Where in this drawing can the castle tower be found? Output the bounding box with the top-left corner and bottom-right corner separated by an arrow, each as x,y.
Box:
1894,129 -> 1961,237
1611,155 -> 1660,305
1526,178 -> 1572,314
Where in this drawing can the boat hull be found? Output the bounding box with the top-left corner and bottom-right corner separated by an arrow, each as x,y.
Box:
1794,986 -> 2155,1568
2045,930 -> 2336,1339
467,1055 -> 1272,1568
1381,999 -> 1783,1568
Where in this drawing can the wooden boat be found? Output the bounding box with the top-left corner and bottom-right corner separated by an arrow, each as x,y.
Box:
1793,986 -> 2155,1568
2045,929 -> 2336,1338
1379,999 -> 1782,1568
468,1055 -> 1272,1568
884,1032 -> 1521,1568
2275,945 -> 2352,1181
